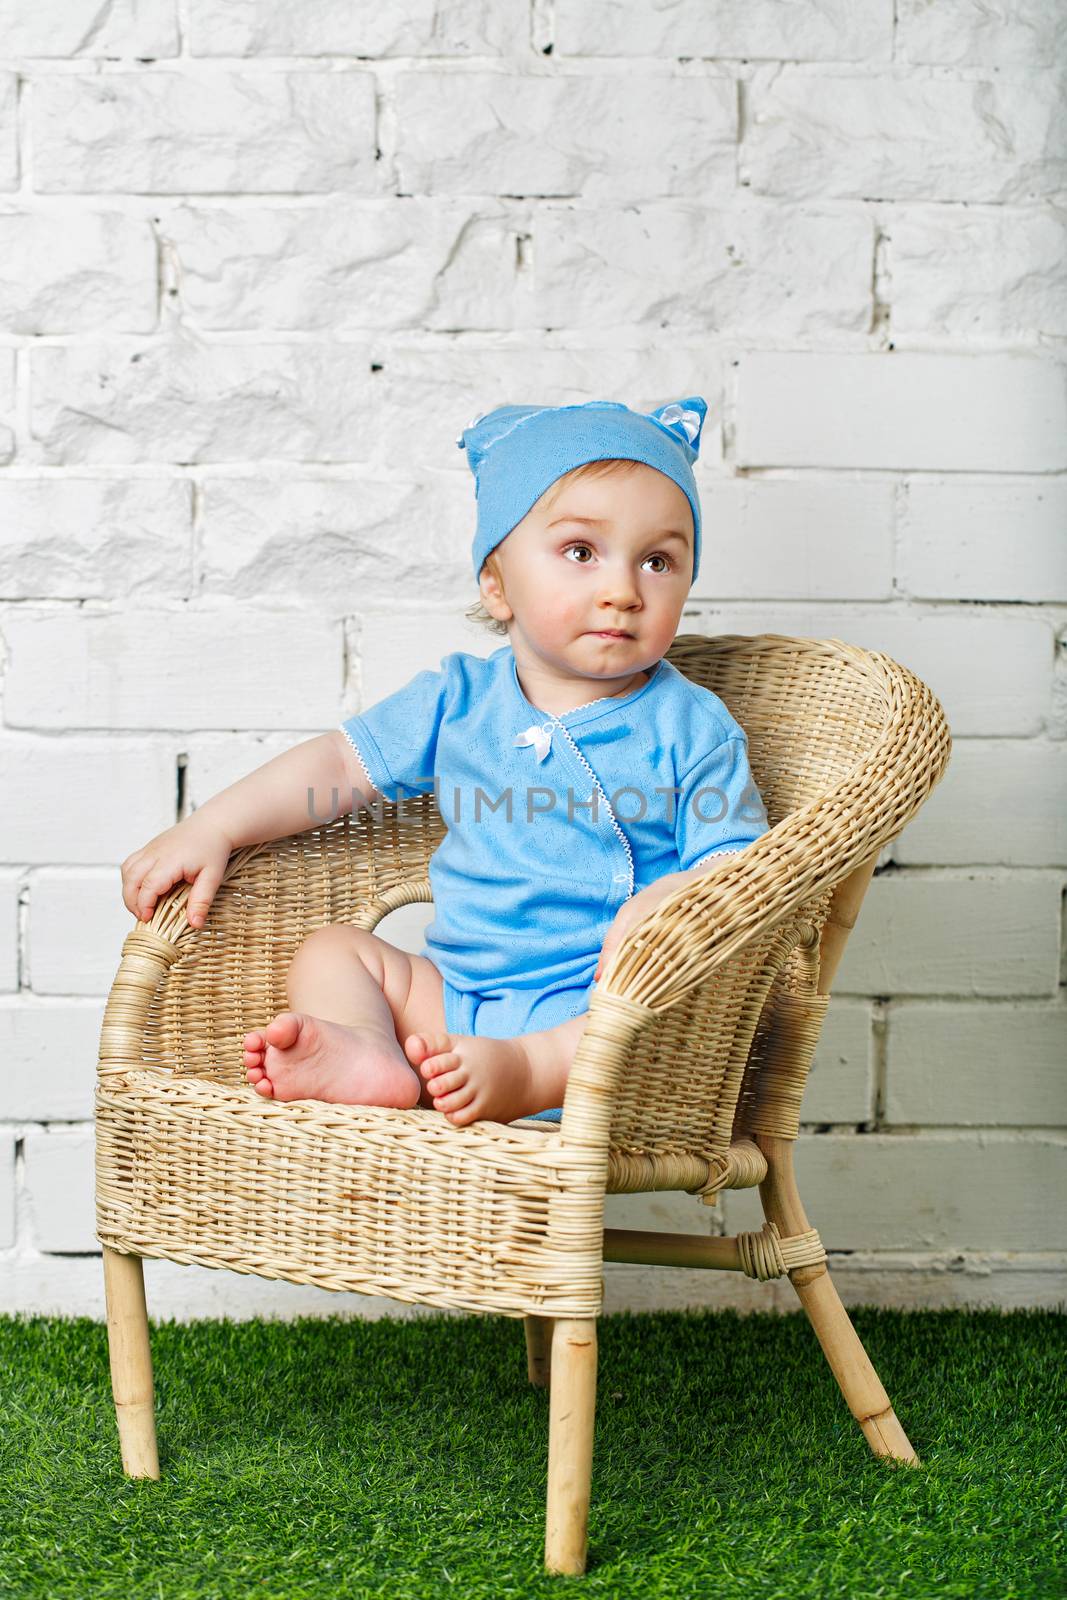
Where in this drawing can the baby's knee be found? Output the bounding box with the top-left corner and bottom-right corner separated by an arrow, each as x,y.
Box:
288,923 -> 383,980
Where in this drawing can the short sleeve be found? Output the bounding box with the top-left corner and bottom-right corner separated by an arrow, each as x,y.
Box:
675,732 -> 770,872
339,665 -> 451,802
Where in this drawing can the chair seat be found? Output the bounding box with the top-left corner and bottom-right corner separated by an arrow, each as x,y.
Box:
95,1070 -> 760,1318
98,1069 -> 602,1317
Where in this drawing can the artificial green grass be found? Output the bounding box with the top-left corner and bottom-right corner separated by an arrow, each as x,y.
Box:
1,1306 -> 1063,1598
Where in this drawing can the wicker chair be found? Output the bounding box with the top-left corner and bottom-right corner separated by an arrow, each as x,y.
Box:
97,631 -> 952,1576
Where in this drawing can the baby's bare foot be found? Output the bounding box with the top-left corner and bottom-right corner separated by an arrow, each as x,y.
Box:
403,1030 -> 544,1126
242,1011 -> 420,1108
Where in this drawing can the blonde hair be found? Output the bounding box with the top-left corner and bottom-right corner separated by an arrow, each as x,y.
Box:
465,458 -> 644,637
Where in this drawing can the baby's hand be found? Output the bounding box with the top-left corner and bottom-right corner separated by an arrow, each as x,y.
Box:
120,813 -> 234,930
594,874 -> 685,983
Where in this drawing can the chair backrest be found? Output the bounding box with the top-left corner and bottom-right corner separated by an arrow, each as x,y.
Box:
666,632 -> 893,827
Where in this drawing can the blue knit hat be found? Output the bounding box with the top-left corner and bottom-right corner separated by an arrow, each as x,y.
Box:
457,397 -> 707,584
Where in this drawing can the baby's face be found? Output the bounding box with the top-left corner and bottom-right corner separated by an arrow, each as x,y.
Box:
482,462 -> 694,682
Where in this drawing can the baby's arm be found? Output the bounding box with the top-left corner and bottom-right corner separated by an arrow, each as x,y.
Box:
194,730 -> 378,849
120,732 -> 379,929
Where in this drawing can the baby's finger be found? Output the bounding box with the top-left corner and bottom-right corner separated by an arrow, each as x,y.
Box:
134,864 -> 173,922
186,860 -> 226,929
120,855 -> 150,918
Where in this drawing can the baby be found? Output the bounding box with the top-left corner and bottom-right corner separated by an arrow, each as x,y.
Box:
119,396 -> 770,1127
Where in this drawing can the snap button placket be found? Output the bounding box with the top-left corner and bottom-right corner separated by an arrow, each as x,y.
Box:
538,714 -> 635,901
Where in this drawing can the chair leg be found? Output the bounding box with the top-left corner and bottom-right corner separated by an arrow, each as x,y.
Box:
756,1134 -> 920,1466
524,1315 -> 552,1387
544,1318 -> 597,1575
102,1246 -> 160,1479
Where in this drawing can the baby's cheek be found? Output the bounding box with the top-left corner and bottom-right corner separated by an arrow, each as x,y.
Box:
555,597 -> 589,632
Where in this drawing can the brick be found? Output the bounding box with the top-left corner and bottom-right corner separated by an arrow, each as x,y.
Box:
370,345 -> 727,475
0,0 -> 179,56
885,1001 -> 1067,1127
0,1132 -> 12,1248
604,1187 -> 713,1236
890,208 -> 1067,343
23,1126 -> 96,1252
528,203 -> 874,337
395,72 -> 736,199
187,0 -> 524,56
160,200 -> 519,333
723,1132 -> 1067,1250
602,1262 -> 788,1314
899,477 -> 1067,602
745,70 -> 1066,202
736,352 -> 1067,473
602,1189 -> 781,1313
184,731 -> 309,814
199,475 -> 467,605
555,1 -> 892,60
692,479 -> 893,601
0,1250 -> 462,1320
0,873 -> 18,992
806,1254 -> 1067,1313
2,609 -> 339,731
352,611 -> 499,707
0,735 -> 175,864
0,1002 -> 102,1120
26,871 -> 134,995
0,346 -> 12,462
686,603 -> 1051,737
0,478 -> 192,599
896,0 -> 1067,67
0,210 -> 157,335
834,872 -> 1061,998
892,740 -> 1067,867
799,998 -> 872,1124
2,1246 -> 1061,1319
32,72 -> 378,195
0,74 -> 16,193
30,342 -> 379,465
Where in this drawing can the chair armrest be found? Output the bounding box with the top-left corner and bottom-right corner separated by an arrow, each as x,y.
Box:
99,807 -> 441,1084
555,646 -> 952,1154
597,645 -> 951,1011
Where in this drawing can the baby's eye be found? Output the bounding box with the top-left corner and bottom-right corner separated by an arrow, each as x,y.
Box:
563,543 -> 594,563
643,553 -> 672,574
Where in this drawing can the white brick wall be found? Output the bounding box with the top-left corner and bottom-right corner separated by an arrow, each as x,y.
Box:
1,2 -> 1063,1322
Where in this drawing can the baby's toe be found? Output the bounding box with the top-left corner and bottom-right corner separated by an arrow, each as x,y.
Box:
252,1076 -> 274,1098
246,1063 -> 265,1084
405,1031 -> 453,1068
444,1098 -> 480,1126
435,1083 -> 476,1114
417,1050 -> 459,1083
264,1011 -> 302,1049
425,1063 -> 464,1096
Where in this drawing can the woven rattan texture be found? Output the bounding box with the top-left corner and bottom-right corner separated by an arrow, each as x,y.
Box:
96,633 -> 952,1317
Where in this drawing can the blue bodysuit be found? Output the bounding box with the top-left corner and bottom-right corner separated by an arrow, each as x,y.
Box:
339,644 -> 770,1119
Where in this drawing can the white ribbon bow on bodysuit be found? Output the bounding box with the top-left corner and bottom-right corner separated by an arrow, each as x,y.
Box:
514,722 -> 553,762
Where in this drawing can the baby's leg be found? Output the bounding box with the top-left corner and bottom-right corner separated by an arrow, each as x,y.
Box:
405,1010 -> 587,1127
243,925 -> 447,1108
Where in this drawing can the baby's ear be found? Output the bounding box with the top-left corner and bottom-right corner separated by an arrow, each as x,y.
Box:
479,556 -> 511,618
